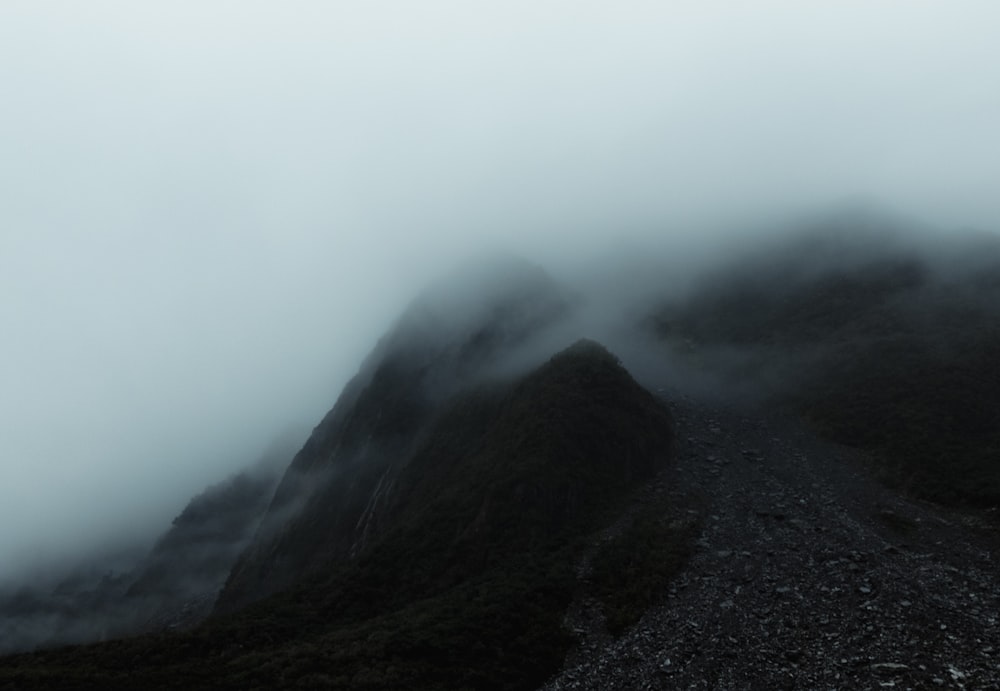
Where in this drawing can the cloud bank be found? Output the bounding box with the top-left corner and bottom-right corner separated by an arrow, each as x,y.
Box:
1,1 -> 998,579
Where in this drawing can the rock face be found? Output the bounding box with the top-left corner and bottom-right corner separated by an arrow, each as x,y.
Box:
216,257 -> 571,613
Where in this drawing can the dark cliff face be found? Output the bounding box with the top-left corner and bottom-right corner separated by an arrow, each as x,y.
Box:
333,338 -> 674,602
239,337 -> 675,690
216,257 -> 571,613
0,335 -> 675,689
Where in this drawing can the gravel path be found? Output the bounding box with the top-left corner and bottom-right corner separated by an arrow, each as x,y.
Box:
542,391 -> 1000,690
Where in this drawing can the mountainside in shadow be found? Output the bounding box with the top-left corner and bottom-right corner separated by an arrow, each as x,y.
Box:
4,218 -> 1000,689
649,215 -> 1000,505
216,255 -> 570,613
124,463 -> 281,627
0,258 -> 675,690
0,462 -> 280,655
0,338 -> 674,690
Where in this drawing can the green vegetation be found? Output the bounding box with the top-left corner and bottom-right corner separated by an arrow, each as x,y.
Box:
0,340 -> 674,690
590,510 -> 700,636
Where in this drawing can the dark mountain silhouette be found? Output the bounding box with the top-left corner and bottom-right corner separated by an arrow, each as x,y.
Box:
4,224 -> 1000,689
0,337 -> 674,689
0,450 -> 285,655
217,255 -> 570,613
649,215 -> 1000,504
124,463 -> 281,627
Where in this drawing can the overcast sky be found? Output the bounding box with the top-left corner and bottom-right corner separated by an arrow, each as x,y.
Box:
2,1 -> 999,579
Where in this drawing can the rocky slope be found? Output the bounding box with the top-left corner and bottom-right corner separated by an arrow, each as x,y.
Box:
542,385 -> 1000,690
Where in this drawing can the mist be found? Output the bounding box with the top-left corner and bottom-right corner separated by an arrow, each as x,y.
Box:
2,2 -> 999,585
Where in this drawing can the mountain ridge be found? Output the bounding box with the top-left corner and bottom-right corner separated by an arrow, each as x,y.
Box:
4,222 -> 1000,688
216,256 -> 570,613
0,335 -> 675,690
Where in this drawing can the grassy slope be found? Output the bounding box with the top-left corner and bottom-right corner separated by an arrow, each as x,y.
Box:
0,341 -> 673,690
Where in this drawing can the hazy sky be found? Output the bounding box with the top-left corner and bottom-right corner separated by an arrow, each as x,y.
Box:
2,1 -> 999,578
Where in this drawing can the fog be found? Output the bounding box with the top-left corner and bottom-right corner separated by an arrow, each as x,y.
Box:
2,2 -> 999,582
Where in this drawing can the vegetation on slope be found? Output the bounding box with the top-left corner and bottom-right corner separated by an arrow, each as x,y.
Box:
0,466 -> 279,655
590,508 -> 701,636
218,257 -> 569,613
650,224 -> 1000,506
0,340 -> 674,690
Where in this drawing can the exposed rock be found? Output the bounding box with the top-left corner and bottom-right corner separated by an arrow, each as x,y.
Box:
542,390 -> 1000,690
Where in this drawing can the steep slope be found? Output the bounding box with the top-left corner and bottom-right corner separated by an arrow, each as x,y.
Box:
123,464 -> 280,629
0,339 -> 674,690
0,462 -> 281,655
649,220 -> 1000,505
217,256 -> 569,612
544,389 -> 1000,689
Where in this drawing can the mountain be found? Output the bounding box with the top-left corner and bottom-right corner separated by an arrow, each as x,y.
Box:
0,461 -> 281,655
4,224 -> 1000,689
0,340 -> 674,690
0,260 -> 675,689
217,254 -> 570,613
648,215 -> 1000,504
124,462 -> 281,628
